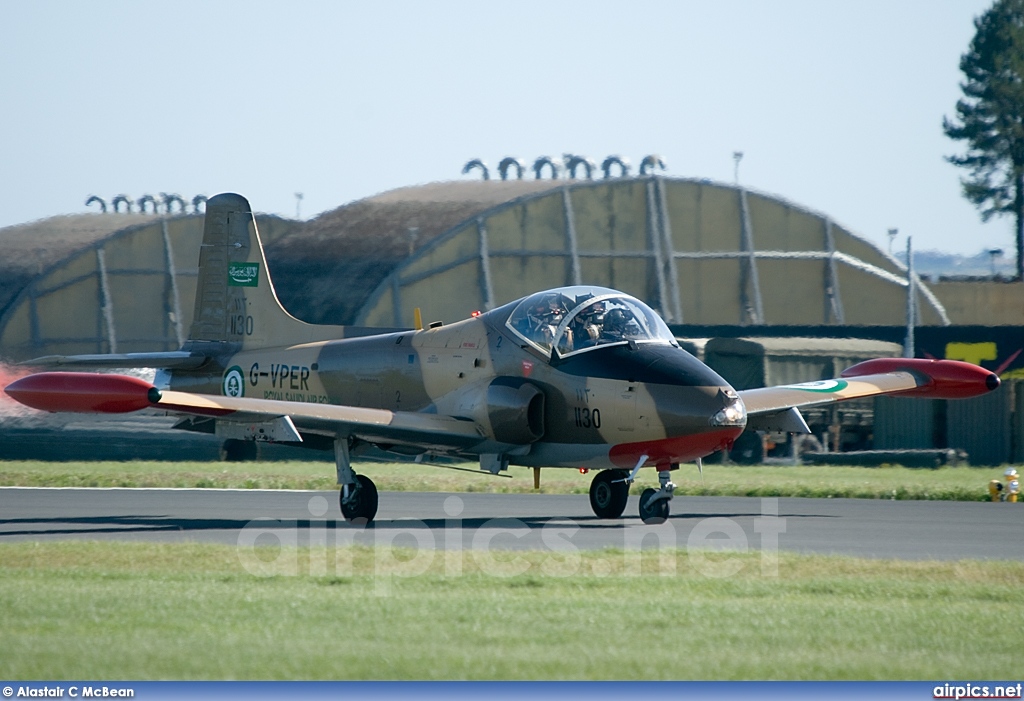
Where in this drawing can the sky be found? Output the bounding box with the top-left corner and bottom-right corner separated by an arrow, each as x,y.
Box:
0,0 -> 1007,256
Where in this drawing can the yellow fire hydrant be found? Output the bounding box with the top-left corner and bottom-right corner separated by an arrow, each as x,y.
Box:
989,468 -> 1020,502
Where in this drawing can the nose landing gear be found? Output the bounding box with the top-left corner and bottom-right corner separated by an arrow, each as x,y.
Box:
639,465 -> 677,524
588,459 -> 679,523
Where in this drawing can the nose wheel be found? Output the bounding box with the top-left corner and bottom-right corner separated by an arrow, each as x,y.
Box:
639,488 -> 670,524
639,465 -> 677,524
589,469 -> 630,518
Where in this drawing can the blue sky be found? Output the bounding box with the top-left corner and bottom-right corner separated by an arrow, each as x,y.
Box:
0,0 -> 1004,255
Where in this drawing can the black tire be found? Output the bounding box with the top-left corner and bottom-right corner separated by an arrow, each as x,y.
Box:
340,474 -> 378,523
589,469 -> 630,519
639,487 -> 669,524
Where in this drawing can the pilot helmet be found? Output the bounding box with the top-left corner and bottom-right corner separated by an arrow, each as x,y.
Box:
603,307 -> 630,333
530,296 -> 558,314
580,299 -> 606,320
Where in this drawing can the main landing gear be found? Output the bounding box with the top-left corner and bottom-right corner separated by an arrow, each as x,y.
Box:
341,474 -> 378,522
589,469 -> 630,518
588,461 -> 678,524
335,438 -> 378,523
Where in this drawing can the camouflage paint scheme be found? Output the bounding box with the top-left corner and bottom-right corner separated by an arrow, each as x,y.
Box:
157,195 -> 747,472
7,194 -> 1000,523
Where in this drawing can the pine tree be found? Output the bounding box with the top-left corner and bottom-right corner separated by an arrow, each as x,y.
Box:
944,0 -> 1024,279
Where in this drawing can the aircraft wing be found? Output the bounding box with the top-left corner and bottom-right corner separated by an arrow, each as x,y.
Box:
155,389 -> 486,450
740,357 -> 1000,430
740,372 -> 918,416
3,372 -> 486,452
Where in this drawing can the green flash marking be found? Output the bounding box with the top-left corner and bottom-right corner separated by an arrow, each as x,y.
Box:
228,262 -> 260,287
783,379 -> 849,393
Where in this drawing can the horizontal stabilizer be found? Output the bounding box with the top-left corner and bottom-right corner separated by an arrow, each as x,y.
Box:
21,351 -> 208,370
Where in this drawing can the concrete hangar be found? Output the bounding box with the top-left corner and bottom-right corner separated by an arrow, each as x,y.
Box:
0,163 -> 1021,463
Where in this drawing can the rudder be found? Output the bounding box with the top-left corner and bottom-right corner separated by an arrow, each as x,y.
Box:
188,193 -> 313,350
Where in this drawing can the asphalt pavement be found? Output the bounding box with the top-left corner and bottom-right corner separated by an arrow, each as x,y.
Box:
1,487 -> 1021,561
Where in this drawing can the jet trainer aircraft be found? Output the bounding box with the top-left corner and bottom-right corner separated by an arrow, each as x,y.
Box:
4,194 -> 1000,523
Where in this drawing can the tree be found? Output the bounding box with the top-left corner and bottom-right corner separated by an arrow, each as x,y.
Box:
944,0 -> 1024,279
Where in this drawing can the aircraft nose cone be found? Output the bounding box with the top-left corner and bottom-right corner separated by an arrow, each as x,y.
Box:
987,373 -> 1000,392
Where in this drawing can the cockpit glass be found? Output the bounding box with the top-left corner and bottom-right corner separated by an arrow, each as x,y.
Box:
505,286 -> 675,358
505,290 -> 575,354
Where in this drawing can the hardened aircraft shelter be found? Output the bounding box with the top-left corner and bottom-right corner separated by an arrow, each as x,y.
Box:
349,177 -> 952,328
0,213 -> 295,361
2,176 -> 1021,364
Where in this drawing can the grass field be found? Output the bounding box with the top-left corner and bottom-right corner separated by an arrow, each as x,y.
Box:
0,459 -> 1013,501
0,541 -> 1021,680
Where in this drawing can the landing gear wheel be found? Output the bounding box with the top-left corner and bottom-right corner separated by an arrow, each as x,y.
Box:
639,488 -> 669,524
340,474 -> 378,524
589,469 -> 630,519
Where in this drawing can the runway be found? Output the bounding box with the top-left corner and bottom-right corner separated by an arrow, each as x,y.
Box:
1,488 -> 1021,561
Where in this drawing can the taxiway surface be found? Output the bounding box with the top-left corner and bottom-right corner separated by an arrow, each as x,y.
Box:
1,488 -> 1021,561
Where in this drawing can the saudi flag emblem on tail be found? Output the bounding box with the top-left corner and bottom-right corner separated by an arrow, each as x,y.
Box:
228,262 -> 259,287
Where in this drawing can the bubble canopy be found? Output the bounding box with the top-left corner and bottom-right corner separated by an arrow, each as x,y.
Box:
505,286 -> 677,358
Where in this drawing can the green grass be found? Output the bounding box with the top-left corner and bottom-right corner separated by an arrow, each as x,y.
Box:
0,459 -> 1015,501
0,541 -> 1021,679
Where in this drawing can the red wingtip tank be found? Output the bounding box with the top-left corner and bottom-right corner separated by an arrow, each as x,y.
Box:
841,358 -> 1000,400
3,372 -> 160,413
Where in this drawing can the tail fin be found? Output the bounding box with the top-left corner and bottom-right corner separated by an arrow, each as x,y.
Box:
188,193 -> 342,350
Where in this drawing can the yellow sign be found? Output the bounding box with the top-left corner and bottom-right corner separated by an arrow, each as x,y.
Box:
945,342 -> 996,366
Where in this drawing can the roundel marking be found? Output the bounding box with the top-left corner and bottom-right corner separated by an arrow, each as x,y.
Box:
782,379 -> 849,393
223,366 -> 245,397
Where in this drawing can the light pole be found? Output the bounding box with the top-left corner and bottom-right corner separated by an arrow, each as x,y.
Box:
988,247 -> 1004,276
887,228 -> 898,255
733,151 -> 743,184
295,193 -> 304,220
904,236 -> 916,359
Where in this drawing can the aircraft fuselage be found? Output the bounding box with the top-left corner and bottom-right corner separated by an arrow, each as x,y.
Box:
167,303 -> 744,470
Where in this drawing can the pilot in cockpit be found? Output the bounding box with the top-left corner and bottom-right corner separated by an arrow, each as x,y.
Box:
598,306 -> 640,343
519,294 -> 568,346
508,287 -> 674,356
570,297 -> 606,349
